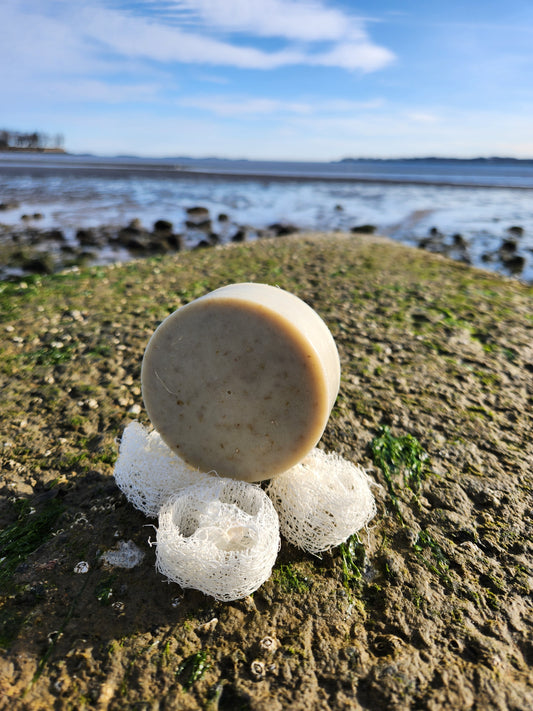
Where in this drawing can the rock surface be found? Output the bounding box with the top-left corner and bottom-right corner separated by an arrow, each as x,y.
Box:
0,233 -> 532,710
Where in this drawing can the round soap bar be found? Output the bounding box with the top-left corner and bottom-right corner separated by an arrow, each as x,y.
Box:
141,283 -> 340,482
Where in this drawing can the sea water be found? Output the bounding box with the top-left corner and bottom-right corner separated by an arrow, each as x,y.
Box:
1,154 -> 532,281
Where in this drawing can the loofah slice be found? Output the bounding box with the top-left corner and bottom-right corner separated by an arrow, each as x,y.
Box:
114,421 -> 210,517
156,478 -> 280,601
267,448 -> 376,554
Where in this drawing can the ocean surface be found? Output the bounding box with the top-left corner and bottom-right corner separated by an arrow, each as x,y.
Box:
1,153 -> 533,281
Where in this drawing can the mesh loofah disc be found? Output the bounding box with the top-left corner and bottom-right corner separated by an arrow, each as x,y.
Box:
266,448 -> 376,554
114,421 -> 210,517
156,478 -> 280,601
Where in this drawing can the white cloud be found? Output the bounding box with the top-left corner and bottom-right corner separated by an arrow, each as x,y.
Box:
0,0 -> 399,156
79,7 -> 304,69
76,3 -> 394,72
0,1 -> 393,75
308,41 -> 394,72
406,112 -> 441,123
51,79 -> 161,103
0,0 -> 396,139
320,98 -> 385,112
25,101 -> 533,160
0,7 -> 167,108
270,106 -> 533,159
178,95 -> 385,117
0,2 -> 91,74
174,0 -> 360,41
179,96 -> 311,116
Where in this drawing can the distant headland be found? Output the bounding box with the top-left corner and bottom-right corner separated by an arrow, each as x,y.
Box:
0,129 -> 66,154
337,156 -> 533,165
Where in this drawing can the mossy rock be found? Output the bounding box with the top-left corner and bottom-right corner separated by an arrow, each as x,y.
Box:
0,233 -> 532,710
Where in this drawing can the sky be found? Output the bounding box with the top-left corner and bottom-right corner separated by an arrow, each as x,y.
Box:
2,0 -> 533,160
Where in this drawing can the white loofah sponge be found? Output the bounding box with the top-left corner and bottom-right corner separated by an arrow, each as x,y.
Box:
266,448 -> 376,554
156,478 -> 280,601
114,421 -> 211,517
113,422 -> 376,598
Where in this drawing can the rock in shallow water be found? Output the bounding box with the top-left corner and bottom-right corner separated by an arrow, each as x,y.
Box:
153,219 -> 173,233
350,224 -> 377,234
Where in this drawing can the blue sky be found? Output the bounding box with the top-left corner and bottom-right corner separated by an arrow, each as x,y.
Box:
2,0 -> 533,159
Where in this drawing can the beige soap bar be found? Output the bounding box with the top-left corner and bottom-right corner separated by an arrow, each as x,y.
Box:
141,283 -> 340,482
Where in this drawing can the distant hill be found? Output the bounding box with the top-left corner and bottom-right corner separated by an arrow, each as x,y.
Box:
337,156 -> 533,165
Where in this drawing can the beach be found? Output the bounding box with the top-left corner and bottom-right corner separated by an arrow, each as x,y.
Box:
1,154 -> 533,282
0,233 -> 532,710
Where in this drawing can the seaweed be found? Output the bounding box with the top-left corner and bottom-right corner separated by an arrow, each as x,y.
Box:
339,534 -> 365,591
177,651 -> 211,690
0,497 -> 64,590
369,425 -> 431,520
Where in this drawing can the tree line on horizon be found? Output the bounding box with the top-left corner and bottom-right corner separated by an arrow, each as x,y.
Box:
0,129 -> 64,151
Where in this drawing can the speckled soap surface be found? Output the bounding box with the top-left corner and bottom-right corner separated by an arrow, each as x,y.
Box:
141,283 -> 340,481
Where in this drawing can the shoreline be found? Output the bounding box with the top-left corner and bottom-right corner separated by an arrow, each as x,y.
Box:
0,147 -> 66,154
3,160 -> 533,190
3,154 -> 533,190
1,217 -> 530,284
2,161 -> 532,281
